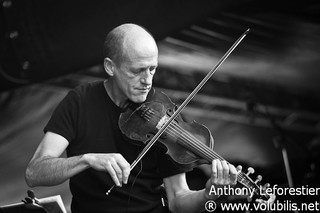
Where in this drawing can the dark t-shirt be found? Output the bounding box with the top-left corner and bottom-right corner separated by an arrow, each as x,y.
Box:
44,81 -> 190,213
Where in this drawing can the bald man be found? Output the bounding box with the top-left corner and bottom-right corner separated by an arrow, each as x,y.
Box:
25,24 -> 245,213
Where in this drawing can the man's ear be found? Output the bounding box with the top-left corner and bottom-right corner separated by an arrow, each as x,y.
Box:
104,58 -> 114,76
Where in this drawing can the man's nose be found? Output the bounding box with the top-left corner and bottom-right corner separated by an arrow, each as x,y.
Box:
140,70 -> 153,85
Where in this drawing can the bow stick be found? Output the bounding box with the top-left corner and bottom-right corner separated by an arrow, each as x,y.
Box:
106,28 -> 250,196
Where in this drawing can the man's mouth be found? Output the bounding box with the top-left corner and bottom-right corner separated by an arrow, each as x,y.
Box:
137,87 -> 151,92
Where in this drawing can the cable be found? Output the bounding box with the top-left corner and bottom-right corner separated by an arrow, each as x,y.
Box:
126,146 -> 143,213
0,65 -> 29,84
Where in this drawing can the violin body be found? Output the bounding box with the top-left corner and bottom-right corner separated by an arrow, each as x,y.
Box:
119,88 -> 213,170
119,88 -> 270,201
108,29 -> 273,201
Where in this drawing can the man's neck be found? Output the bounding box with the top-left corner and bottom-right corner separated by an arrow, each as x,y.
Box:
103,80 -> 129,109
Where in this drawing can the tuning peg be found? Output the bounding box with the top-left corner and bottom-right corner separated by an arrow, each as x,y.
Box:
254,175 -> 262,184
246,167 -> 255,176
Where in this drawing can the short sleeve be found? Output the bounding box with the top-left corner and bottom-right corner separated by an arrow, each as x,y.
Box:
157,147 -> 193,178
44,90 -> 80,143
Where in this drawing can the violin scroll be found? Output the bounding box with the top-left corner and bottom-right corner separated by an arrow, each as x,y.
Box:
238,167 -> 272,202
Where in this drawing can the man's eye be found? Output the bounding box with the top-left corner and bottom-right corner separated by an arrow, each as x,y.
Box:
131,67 -> 156,75
150,69 -> 156,75
130,69 -> 141,75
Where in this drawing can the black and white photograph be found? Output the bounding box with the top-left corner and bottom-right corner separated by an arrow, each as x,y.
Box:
1,0 -> 319,212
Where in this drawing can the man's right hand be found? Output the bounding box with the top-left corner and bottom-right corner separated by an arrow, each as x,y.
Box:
84,153 -> 130,186
26,132 -> 130,188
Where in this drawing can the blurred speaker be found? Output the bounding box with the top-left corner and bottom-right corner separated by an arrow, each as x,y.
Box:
1,0 -> 231,90
0,202 -> 47,213
0,191 -> 66,213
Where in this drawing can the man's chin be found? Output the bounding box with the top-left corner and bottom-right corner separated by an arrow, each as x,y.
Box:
130,95 -> 148,103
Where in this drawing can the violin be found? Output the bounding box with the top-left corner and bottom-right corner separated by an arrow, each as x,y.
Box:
119,88 -> 270,201
107,28 -> 272,201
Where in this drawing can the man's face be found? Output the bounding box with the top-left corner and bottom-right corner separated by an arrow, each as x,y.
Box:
113,45 -> 158,103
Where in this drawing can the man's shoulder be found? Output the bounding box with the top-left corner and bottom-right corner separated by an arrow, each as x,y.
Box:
71,80 -> 104,96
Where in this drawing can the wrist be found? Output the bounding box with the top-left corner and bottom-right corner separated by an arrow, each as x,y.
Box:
204,185 -> 220,200
81,153 -> 92,169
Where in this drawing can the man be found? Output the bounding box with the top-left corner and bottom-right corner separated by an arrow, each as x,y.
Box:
25,23 -> 270,213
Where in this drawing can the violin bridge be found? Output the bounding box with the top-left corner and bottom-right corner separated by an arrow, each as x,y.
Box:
156,115 -> 169,130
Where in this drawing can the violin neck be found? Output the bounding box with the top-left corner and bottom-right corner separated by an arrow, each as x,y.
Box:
165,121 -> 262,197
206,148 -> 262,196
180,139 -> 260,192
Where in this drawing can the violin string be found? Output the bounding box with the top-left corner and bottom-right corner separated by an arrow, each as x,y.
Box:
165,124 -> 247,182
169,123 -> 248,181
167,122 -> 224,160
158,121 -> 248,182
167,123 -> 249,182
147,112 -> 224,162
163,122 -> 248,181
143,112 -> 248,182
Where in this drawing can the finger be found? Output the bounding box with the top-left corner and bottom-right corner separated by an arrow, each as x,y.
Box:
111,160 -> 123,186
255,194 -> 276,204
255,198 -> 269,204
115,155 -> 131,184
105,161 -> 121,186
268,194 -> 276,203
211,159 -> 218,184
229,164 -> 237,184
221,161 -> 229,181
255,198 -> 263,203
216,160 -> 223,184
236,165 -> 242,173
263,183 -> 270,189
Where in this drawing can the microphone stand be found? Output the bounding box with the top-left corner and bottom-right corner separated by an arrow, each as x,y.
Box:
253,105 -> 300,212
271,123 -> 294,188
248,102 -> 295,187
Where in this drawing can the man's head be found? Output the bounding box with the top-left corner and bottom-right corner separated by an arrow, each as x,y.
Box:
103,23 -> 158,104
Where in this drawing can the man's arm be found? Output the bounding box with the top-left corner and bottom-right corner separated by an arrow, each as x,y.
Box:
25,131 -> 131,187
163,159 -> 238,213
25,132 -> 89,186
163,173 -> 209,213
